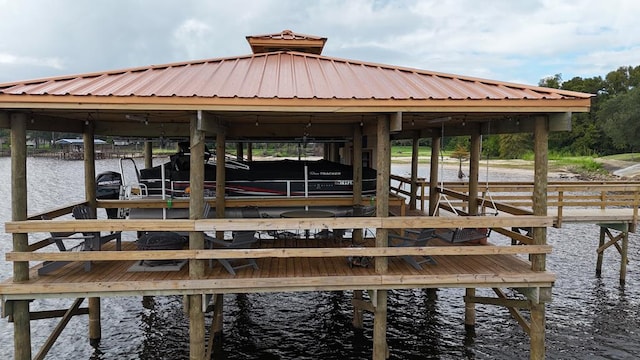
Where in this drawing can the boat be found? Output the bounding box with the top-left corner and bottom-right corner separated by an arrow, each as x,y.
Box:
96,143 -> 377,218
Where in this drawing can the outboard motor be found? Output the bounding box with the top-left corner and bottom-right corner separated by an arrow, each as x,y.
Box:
96,171 -> 122,219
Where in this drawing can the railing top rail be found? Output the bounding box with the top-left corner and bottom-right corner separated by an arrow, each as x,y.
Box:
5,215 -> 554,234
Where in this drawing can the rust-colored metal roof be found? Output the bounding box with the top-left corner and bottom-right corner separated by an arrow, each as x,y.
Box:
0,51 -> 591,102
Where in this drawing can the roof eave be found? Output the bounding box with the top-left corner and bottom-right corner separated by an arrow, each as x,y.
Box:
0,94 -> 591,113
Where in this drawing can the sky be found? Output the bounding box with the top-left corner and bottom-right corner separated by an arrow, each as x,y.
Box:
0,0 -> 638,86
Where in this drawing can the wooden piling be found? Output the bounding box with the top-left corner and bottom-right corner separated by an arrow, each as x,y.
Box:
236,141 -> 244,161
84,120 -> 102,346
352,124 -> 363,243
375,115 -> 390,273
189,113 -> 206,359
373,290 -> 389,360
10,112 -> 31,360
373,115 -> 390,359
429,133 -> 441,216
464,288 -> 476,330
144,141 -> 153,169
465,127 -> 481,331
596,223 -> 629,284
409,131 -> 419,210
530,116 -> 549,360
352,290 -> 364,329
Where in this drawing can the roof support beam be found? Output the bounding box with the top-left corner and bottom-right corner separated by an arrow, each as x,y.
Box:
390,112 -> 402,132
0,111 -> 9,128
95,121 -> 188,137
196,110 -> 226,135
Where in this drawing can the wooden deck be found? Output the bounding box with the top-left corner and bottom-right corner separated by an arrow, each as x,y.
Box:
0,239 -> 555,300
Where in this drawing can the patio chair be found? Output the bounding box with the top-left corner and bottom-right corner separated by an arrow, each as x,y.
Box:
435,227 -> 491,244
206,231 -> 259,275
39,205 -> 122,275
262,212 -> 299,246
388,228 -> 437,270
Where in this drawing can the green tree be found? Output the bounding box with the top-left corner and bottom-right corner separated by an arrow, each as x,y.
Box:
598,87 -> 640,152
498,133 -> 532,158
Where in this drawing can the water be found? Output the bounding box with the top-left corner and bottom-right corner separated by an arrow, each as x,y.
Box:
1,158 -> 639,359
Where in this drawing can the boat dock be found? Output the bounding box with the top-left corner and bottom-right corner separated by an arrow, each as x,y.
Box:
0,29 -> 603,359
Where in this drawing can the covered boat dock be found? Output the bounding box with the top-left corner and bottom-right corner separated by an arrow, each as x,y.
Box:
0,30 -> 592,359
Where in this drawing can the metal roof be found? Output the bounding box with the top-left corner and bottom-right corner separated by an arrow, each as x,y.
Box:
0,51 -> 590,102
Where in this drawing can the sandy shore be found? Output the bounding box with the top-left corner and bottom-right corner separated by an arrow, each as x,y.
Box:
254,155 -> 639,181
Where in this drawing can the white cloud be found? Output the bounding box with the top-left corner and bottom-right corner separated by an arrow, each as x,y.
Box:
0,0 -> 638,85
171,19 -> 215,60
0,53 -> 64,69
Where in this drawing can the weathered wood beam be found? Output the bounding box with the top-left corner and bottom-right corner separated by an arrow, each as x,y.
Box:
10,112 -> 31,360
0,274 -> 557,300
226,123 -> 354,138
95,121 -> 189,137
0,111 -> 9,128
465,295 -> 531,309
34,298 -> 85,360
5,215 -> 556,233
6,244 -> 554,262
8,114 -> 85,133
375,115 -> 390,274
196,110 -> 225,134
188,113 -> 206,360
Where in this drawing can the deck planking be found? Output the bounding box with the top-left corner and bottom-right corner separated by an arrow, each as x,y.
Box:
1,238 -> 554,300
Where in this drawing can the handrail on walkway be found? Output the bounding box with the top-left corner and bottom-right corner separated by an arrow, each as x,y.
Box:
390,175 -> 640,226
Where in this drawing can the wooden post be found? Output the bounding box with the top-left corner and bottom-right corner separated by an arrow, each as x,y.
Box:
215,127 -> 226,236
373,115 -> 390,359
213,294 -> 224,334
10,113 -> 31,360
206,294 -> 224,359
144,140 -> 153,169
530,302 -> 546,360
468,127 -> 480,216
409,131 -> 419,210
373,289 -> 388,360
429,132 -> 441,216
352,290 -> 364,329
352,125 -> 363,244
247,142 -> 253,161
464,128 -> 480,333
375,115 -> 390,273
530,116 -> 549,360
464,288 -> 476,331
84,122 -> 97,210
620,226 -> 629,284
596,227 -> 605,276
236,142 -> 243,161
83,121 -> 101,346
189,112 -> 206,359
596,224 -> 629,284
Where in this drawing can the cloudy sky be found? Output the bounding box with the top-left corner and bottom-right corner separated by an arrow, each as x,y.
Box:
0,0 -> 637,86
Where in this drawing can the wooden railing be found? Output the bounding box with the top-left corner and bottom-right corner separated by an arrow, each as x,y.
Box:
391,176 -> 640,223
5,215 -> 554,267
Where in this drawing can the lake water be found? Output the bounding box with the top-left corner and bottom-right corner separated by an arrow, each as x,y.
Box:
0,157 -> 639,359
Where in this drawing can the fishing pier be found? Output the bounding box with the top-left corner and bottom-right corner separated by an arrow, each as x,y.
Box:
0,30 -> 612,359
